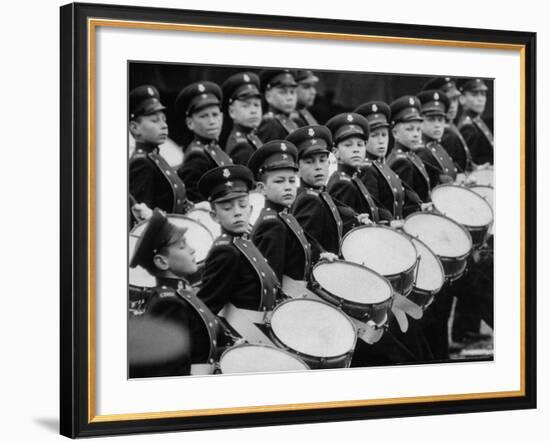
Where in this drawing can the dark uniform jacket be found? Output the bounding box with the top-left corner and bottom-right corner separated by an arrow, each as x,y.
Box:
361,153 -> 422,219
224,124 -> 263,166
327,163 -> 392,223
458,109 -> 494,166
257,108 -> 299,143
252,200 -> 312,282
291,181 -> 358,259
129,141 -> 189,214
177,136 -> 233,203
386,142 -> 431,203
416,136 -> 458,188
197,230 -> 281,314
292,107 -> 318,127
441,123 -> 473,173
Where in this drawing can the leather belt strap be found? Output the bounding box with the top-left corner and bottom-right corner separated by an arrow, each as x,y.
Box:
218,303 -> 274,346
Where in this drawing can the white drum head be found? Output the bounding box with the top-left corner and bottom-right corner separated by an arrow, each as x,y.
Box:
470,186 -> 494,209
410,237 -> 445,292
270,299 -> 356,358
469,169 -> 494,187
185,208 -> 221,239
403,213 -> 471,258
313,261 -> 392,304
219,345 -> 309,374
131,215 -> 214,263
128,235 -> 156,288
341,226 -> 417,276
249,191 -> 265,226
431,185 -> 493,228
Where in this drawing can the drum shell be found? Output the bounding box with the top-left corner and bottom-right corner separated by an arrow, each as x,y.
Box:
440,254 -> 468,282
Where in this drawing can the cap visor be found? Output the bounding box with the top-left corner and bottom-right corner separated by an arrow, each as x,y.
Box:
212,190 -> 249,204
191,97 -> 220,114
335,126 -> 367,142
300,145 -> 330,158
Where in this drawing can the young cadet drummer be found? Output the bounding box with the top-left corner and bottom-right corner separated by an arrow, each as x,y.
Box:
354,101 -> 423,220
129,85 -> 190,217
386,96 -> 432,203
248,140 -> 313,282
456,78 -> 494,166
422,77 -> 473,173
292,69 -> 320,127
325,112 -> 392,223
417,89 -> 458,187
129,209 -> 231,377
287,125 -> 368,259
176,81 -> 232,202
196,165 -> 281,315
257,69 -> 300,143
222,72 -> 263,165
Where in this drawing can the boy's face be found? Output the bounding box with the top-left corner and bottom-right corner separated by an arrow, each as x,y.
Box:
392,121 -> 423,151
130,111 -> 168,145
366,127 -> 389,158
258,169 -> 298,207
155,236 -> 198,278
186,105 -> 223,140
228,97 -> 262,129
334,136 -> 366,168
297,83 -> 316,109
447,97 -> 459,121
460,90 -> 487,115
265,86 -> 297,114
421,115 -> 446,141
212,195 -> 252,234
299,152 -> 330,188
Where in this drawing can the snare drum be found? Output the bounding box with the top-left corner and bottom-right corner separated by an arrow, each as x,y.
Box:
341,225 -> 418,296
431,184 -> 493,247
468,168 -> 494,187
403,212 -> 472,282
268,298 -> 357,369
218,344 -> 310,374
470,185 -> 494,236
131,214 -> 214,265
311,260 -> 393,326
407,236 -> 445,310
129,235 -> 155,314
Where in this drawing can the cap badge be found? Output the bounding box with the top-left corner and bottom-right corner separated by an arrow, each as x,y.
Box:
476,79 -> 481,83
308,128 -> 315,137
434,92 -> 440,100
201,94 -> 207,99
243,74 -> 250,82
409,97 -> 415,105
222,168 -> 231,178
147,87 -> 155,96
225,181 -> 234,187
282,154 -> 288,159
198,83 -> 206,92
445,77 -> 451,82
372,104 -> 378,112
280,143 -> 287,151
347,114 -> 354,122
177,281 -> 184,290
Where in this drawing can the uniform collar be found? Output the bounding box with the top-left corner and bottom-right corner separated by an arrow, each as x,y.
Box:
300,179 -> 324,191
393,141 -> 409,153
155,275 -> 191,291
265,199 -> 288,213
193,134 -> 218,145
268,105 -> 291,117
134,140 -> 159,154
464,108 -> 481,119
221,228 -> 249,240
233,123 -> 254,135
365,152 -> 383,163
337,163 -> 359,177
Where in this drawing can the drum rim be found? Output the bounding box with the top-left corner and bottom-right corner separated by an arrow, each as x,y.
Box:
431,183 -> 494,228
269,298 -> 358,358
340,224 -> 419,277
219,343 -> 311,371
402,211 -> 473,260
406,235 -> 446,294
311,259 -> 394,306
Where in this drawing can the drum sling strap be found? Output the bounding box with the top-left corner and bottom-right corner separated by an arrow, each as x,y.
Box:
319,191 -> 344,240
352,174 -> 380,223
373,160 -> 405,219
204,142 -> 233,166
246,131 -> 263,150
278,210 -> 312,280
218,303 -> 275,347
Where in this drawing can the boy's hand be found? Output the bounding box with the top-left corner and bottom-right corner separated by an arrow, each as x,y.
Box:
131,202 -> 153,221
193,201 -> 211,211
319,252 -> 338,262
421,202 -> 434,212
390,219 -> 405,229
356,213 -> 373,225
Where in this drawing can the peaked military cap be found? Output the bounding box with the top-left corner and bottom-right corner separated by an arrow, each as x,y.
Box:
294,69 -> 319,85
130,208 -> 187,269
175,81 -> 222,117
286,125 -> 332,159
354,101 -> 391,131
326,112 -> 370,144
456,78 -> 489,93
417,89 -> 450,117
222,72 -> 261,107
259,69 -> 297,93
390,95 -> 423,124
422,76 -> 461,98
129,85 -> 166,120
198,164 -> 255,203
247,140 -> 298,178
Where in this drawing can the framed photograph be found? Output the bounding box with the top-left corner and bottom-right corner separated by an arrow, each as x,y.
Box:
60,2 -> 536,438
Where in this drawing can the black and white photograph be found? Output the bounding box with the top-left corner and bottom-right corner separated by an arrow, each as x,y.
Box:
127,62 -> 495,378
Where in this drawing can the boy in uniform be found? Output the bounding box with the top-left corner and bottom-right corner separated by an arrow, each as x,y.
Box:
292,69 -> 320,127
129,85 -> 190,216
196,165 -> 281,315
325,112 -> 392,223
129,209 -> 232,377
354,101 -> 423,219
222,72 -> 264,165
457,78 -> 494,166
386,96 -> 432,203
287,125 -> 369,259
176,81 -> 232,202
257,69 -> 300,143
248,140 -> 313,282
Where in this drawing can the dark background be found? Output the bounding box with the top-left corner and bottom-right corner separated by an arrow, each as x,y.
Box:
130,61 -> 494,149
